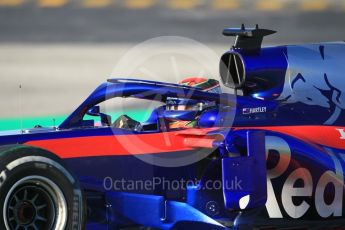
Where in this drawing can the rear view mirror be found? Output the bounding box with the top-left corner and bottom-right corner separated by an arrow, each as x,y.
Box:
86,106 -> 100,116
86,106 -> 111,126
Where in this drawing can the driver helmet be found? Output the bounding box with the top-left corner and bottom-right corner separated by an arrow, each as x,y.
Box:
166,77 -> 221,129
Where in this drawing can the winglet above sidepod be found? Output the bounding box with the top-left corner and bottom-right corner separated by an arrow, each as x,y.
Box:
223,24 -> 276,52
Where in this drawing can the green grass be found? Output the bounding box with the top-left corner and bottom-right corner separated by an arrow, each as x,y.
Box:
0,110 -> 151,131
0,115 -> 66,131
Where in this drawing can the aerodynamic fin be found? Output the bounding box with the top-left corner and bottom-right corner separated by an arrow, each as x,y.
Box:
223,24 -> 276,52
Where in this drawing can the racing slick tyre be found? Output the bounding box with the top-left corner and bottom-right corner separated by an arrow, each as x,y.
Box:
0,145 -> 85,230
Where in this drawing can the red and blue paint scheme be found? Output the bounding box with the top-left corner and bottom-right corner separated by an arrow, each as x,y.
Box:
1,26 -> 345,229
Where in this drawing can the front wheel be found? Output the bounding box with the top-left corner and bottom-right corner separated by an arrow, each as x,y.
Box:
0,145 -> 85,230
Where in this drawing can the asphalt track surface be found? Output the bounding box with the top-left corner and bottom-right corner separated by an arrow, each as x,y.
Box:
1,7 -> 345,44
1,5 -> 345,127
0,43 -> 225,119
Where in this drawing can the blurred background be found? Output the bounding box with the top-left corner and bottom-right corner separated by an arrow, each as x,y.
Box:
0,0 -> 345,130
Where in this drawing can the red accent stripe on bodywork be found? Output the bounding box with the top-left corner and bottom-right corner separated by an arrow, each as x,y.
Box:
25,126 -> 345,159
25,128 -> 218,158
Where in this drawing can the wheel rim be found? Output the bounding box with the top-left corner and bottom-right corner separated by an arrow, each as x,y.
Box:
3,176 -> 67,230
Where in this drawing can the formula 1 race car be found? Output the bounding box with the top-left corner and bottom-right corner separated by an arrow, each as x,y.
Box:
0,25 -> 345,230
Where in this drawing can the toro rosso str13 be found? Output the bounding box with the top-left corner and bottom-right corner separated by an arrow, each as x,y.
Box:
0,25 -> 345,230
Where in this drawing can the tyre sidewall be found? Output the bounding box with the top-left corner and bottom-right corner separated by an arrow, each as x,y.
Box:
0,146 -> 84,230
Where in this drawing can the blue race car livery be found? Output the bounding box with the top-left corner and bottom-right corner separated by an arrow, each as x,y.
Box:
0,25 -> 344,230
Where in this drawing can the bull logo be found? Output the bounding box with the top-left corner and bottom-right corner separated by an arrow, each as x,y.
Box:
278,43 -> 345,125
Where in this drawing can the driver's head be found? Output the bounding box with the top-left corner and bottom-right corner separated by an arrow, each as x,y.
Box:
165,77 -> 221,129
166,77 -> 221,112
178,77 -> 221,94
